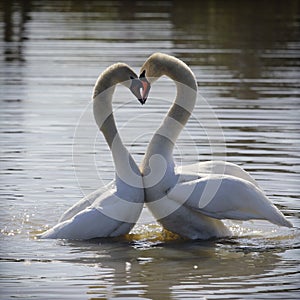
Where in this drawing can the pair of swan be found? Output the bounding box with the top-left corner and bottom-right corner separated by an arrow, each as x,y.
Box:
41,53 -> 292,240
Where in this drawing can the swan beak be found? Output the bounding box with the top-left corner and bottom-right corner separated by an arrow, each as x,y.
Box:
139,72 -> 151,105
130,77 -> 144,103
138,98 -> 146,105
140,80 -> 150,104
129,76 -> 150,105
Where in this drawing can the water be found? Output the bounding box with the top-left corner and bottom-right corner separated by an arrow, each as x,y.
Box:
1,0 -> 300,299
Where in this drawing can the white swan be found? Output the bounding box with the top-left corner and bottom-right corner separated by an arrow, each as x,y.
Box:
139,53 -> 292,240
40,63 -> 145,240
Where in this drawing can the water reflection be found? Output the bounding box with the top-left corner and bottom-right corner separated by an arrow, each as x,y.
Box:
170,0 -> 299,99
60,237 -> 290,299
3,0 -> 31,62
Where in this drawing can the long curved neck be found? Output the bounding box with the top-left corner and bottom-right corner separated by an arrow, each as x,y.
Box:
142,56 -> 198,172
93,66 -> 140,184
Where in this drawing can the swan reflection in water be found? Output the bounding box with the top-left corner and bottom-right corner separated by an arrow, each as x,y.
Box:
60,222 -> 297,299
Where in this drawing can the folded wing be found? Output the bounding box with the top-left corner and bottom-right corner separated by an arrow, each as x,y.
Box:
168,175 -> 292,228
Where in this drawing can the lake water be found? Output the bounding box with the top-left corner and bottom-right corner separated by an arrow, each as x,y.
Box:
1,0 -> 299,299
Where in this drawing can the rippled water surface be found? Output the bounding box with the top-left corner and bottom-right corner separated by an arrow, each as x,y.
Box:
1,1 -> 300,299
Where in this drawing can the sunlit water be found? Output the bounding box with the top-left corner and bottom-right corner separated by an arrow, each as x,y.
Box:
1,1 -> 299,299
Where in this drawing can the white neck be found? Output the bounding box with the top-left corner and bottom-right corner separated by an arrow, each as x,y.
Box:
141,54 -> 198,174
93,64 -> 141,188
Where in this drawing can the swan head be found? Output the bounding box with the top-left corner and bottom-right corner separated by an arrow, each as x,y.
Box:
139,52 -> 198,92
139,53 -> 165,84
92,63 -> 150,105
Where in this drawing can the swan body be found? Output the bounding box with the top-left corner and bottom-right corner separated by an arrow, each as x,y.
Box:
140,53 -> 292,239
41,63 -> 144,240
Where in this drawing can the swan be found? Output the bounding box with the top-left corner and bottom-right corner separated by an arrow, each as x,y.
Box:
138,52 -> 292,239
40,63 -> 145,240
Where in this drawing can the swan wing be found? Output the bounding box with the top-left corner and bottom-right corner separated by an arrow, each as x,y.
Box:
177,161 -> 259,187
59,181 -> 115,222
41,190 -> 143,240
91,188 -> 144,224
167,175 -> 292,228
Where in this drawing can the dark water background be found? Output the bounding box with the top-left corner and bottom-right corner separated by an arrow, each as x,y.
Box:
1,1 -> 299,299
